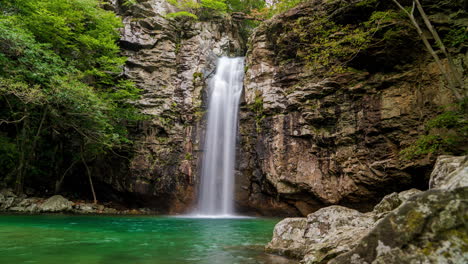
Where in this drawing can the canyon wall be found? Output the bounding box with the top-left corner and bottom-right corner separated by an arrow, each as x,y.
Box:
95,0 -> 244,212
91,0 -> 465,215
235,0 -> 466,215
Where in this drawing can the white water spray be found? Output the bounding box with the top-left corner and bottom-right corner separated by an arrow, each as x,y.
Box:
196,57 -> 244,217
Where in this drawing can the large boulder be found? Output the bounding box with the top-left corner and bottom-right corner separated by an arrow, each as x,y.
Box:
266,154 -> 467,263
301,206 -> 375,264
39,195 -> 73,212
266,188 -> 421,264
266,218 -> 308,259
330,187 -> 468,264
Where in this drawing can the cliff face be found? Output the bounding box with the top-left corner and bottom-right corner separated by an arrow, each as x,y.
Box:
95,0 -> 244,212
92,0 -> 465,215
236,0 -> 466,215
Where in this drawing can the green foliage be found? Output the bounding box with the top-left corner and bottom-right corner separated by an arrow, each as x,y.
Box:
400,100 -> 468,160
0,134 -> 18,177
0,0 -> 142,193
270,7 -> 414,75
444,27 -> 468,48
287,15 -> 372,74
166,11 -> 199,20
122,0 -> 137,7
267,0 -> 303,17
166,0 -> 227,20
226,0 -> 265,13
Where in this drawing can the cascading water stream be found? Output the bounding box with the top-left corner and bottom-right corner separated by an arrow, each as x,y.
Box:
196,57 -> 244,217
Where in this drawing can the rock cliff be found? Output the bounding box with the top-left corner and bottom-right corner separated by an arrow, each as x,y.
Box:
94,0 -> 244,212
87,0 -> 466,216
236,0 -> 467,215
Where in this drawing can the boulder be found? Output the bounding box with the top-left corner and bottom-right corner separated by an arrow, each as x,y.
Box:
301,206 -> 375,264
429,155 -> 467,190
72,203 -> 97,214
9,198 -> 41,213
372,189 -> 422,218
266,189 -> 421,264
267,153 -> 467,263
329,187 -> 468,264
39,195 -> 73,212
266,218 -> 308,259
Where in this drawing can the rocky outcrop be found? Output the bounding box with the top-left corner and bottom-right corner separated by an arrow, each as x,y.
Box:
0,189 -> 145,214
266,155 -> 467,263
266,189 -> 422,263
91,0 -> 244,213
330,187 -> 468,264
237,0 -> 467,214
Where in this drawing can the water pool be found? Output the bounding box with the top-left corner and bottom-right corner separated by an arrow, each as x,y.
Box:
0,214 -> 295,264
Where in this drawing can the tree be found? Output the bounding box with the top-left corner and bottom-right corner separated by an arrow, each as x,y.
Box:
0,0 -> 143,197
391,0 -> 465,100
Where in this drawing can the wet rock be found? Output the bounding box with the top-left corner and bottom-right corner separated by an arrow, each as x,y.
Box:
429,155 -> 467,190
39,195 -> 73,212
73,203 -> 97,214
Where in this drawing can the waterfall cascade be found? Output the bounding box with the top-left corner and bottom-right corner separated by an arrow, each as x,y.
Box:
196,57 -> 244,217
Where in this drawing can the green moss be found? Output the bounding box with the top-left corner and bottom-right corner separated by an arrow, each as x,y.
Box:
184,153 -> 193,160
278,14 -> 373,74
122,0 -> 137,7
193,72 -> 203,80
247,94 -> 265,133
400,99 -> 467,160
405,210 -> 425,232
175,43 -> 181,54
355,0 -> 377,8
193,110 -> 206,121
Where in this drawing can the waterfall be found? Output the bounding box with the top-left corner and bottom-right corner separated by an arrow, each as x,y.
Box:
197,57 -> 244,216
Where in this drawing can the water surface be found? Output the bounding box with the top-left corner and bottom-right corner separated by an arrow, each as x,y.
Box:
0,214 -> 294,264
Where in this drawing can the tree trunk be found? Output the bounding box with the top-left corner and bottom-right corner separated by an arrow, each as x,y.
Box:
391,0 -> 463,100
81,147 -> 97,204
